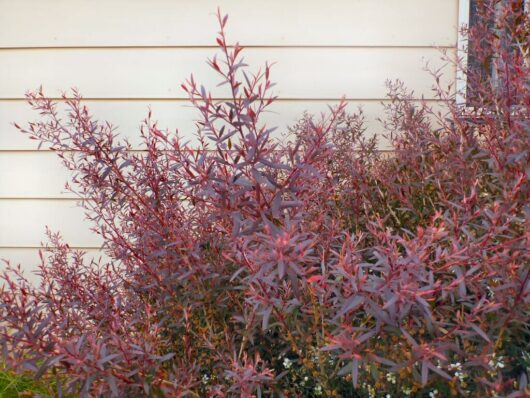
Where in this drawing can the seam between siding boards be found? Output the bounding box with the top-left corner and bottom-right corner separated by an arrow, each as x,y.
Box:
0,150 -> 395,155
0,98 -> 452,102
0,246 -> 102,250
0,45 -> 457,51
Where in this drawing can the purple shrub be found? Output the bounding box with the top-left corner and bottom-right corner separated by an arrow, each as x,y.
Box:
1,3 -> 529,397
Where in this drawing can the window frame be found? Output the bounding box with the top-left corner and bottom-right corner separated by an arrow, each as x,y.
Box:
456,0 -> 529,108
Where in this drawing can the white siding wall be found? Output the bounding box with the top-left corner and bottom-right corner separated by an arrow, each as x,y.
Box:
0,0 -> 459,275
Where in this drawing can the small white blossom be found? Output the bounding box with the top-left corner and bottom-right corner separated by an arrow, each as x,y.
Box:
361,382 -> 376,398
448,362 -> 462,371
429,389 -> 439,398
314,385 -> 323,396
488,355 -> 505,370
283,357 -> 293,369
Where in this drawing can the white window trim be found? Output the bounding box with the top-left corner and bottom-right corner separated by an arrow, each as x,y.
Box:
457,0 -> 529,107
456,0 -> 471,107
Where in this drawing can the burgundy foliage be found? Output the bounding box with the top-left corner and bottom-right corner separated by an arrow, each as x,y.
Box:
1,3 -> 529,397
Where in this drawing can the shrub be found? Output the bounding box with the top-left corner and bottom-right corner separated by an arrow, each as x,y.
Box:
1,3 -> 529,397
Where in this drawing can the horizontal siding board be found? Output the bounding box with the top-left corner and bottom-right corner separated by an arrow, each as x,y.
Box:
0,99 -> 443,151
0,48 -> 455,99
0,99 -> 449,198
0,153 -> 72,197
0,200 -> 101,247
0,0 -> 458,48
0,248 -> 107,284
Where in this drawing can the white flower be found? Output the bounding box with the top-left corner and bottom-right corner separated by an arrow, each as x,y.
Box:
283,357 -> 293,369
448,362 -> 462,371
314,385 -> 323,396
488,355 -> 505,370
429,389 -> 439,398
386,372 -> 397,384
364,384 -> 376,398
